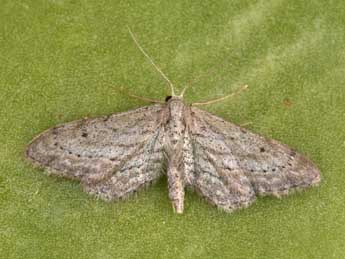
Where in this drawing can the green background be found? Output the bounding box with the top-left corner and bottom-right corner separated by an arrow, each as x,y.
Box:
1,0 -> 344,258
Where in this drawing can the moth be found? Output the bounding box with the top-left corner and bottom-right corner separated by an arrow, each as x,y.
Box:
26,29 -> 320,214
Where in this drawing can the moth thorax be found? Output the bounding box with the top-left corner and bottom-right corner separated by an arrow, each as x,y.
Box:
168,100 -> 186,126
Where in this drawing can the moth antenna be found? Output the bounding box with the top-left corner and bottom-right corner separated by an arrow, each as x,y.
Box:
127,26 -> 176,96
179,84 -> 189,97
192,85 -> 248,106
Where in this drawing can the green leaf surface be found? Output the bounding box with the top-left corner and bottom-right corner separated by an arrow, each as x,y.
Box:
1,0 -> 344,258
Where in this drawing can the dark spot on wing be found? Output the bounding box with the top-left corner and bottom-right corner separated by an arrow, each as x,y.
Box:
260,147 -> 265,152
82,132 -> 88,138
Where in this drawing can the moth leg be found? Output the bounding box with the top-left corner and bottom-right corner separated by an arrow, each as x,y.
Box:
193,168 -> 256,212
118,88 -> 164,104
191,85 -> 248,106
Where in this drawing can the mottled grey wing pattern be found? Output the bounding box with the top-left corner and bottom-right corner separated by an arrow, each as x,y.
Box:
26,105 -> 165,200
189,107 -> 320,211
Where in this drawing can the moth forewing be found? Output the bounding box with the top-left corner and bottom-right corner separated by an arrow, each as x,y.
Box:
26,97 -> 320,213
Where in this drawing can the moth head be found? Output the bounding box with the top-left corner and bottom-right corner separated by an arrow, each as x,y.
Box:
165,95 -> 183,103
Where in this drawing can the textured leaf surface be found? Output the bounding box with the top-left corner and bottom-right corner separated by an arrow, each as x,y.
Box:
1,0 -> 344,258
